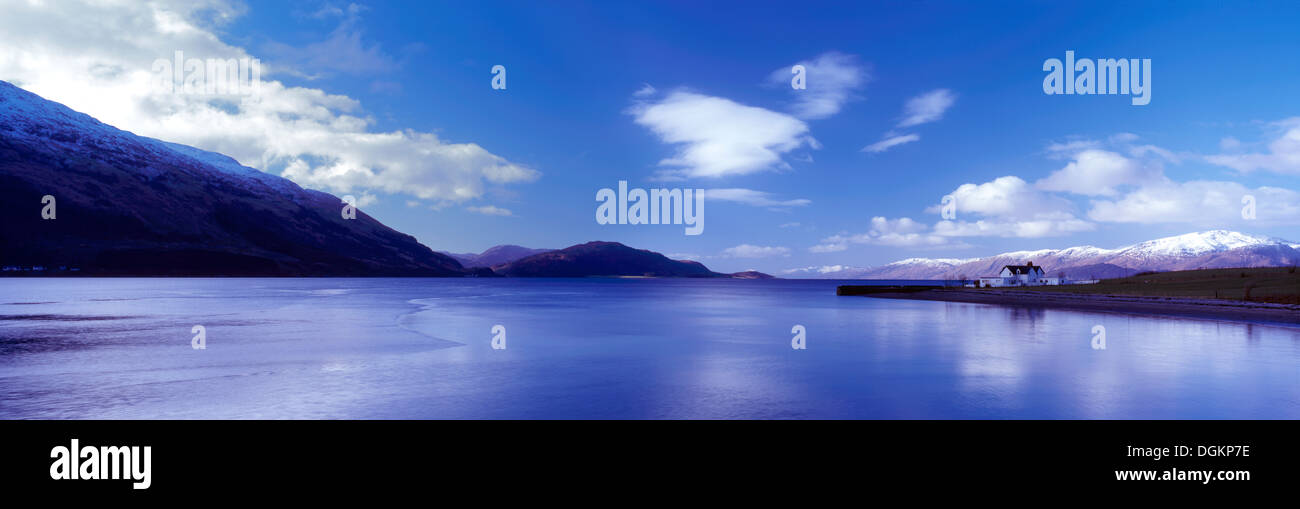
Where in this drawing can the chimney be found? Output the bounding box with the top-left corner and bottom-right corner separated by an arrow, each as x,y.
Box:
1026,261 -> 1033,266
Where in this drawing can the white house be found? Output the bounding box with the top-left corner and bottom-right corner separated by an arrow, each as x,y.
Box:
977,261 -> 1055,287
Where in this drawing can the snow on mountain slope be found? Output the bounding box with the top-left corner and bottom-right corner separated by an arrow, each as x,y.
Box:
882,257 -> 979,269
0,80 -> 300,195
796,230 -> 1300,279
160,141 -> 302,196
0,80 -> 468,276
1114,230 -> 1290,258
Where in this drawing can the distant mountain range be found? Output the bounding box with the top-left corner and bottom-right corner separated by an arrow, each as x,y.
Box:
494,241 -> 757,278
787,230 -> 1300,280
442,245 -> 554,268
0,82 -> 767,279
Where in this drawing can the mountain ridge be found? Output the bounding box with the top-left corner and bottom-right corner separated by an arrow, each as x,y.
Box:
0,80 -> 470,276
441,245 -> 554,268
788,230 -> 1300,280
493,241 -> 725,278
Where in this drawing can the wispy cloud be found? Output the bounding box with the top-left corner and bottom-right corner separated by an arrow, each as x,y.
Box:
931,217 -> 1094,238
1044,138 -> 1101,156
897,88 -> 956,128
782,265 -> 861,275
770,51 -> 868,120
263,3 -> 399,78
722,244 -> 791,258
862,89 -> 954,154
705,188 -> 811,208
863,134 -> 920,153
1205,117 -> 1300,175
811,217 -> 958,251
666,253 -> 702,261
466,205 -> 513,216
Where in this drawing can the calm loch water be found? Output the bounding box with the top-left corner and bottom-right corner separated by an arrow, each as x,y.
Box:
1,278 -> 1297,419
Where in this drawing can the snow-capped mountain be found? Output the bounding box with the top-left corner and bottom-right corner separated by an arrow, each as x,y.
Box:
1114,230 -> 1287,259
795,230 -> 1300,280
0,80 -> 470,276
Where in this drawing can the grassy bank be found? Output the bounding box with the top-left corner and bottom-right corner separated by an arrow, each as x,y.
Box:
1001,267 -> 1300,304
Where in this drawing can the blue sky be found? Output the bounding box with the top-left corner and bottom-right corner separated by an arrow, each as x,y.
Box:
4,1 -> 1299,273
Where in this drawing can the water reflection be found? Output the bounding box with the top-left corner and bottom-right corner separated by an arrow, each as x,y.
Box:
0,278 -> 1297,419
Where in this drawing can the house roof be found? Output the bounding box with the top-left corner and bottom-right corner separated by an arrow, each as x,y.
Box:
1002,265 -> 1044,275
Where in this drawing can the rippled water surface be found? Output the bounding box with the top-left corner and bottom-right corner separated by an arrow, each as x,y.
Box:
1,278 -> 1298,418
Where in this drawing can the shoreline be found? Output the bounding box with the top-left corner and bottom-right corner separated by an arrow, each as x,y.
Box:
854,288 -> 1300,326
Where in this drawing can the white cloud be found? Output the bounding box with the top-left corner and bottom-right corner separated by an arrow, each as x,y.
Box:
1035,149 -> 1160,196
705,188 -> 811,208
809,175 -> 1092,254
862,133 -> 920,153
277,130 -> 538,202
465,205 -> 513,216
769,52 -> 868,120
934,176 -> 1078,219
630,91 -> 817,179
1034,134 -> 1300,227
812,217 -> 956,251
897,88 -> 955,128
1128,144 -> 1182,164
811,173 -> 1104,252
1045,139 -> 1101,157
633,83 -> 656,97
859,89 -> 952,154
721,244 -> 791,258
781,265 -> 858,275
924,176 -> 1093,237
353,193 -> 378,207
808,242 -> 848,253
833,130 -> 1299,244
931,218 -> 1094,238
1088,181 -> 1300,225
0,0 -> 536,205
1206,118 -> 1300,174
922,133 -> 1298,235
